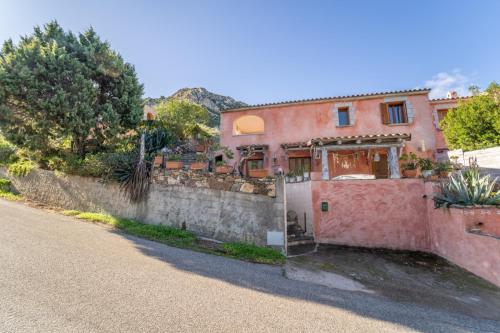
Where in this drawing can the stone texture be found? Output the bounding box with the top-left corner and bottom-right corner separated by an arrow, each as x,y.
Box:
240,183 -> 254,193
0,168 -> 285,247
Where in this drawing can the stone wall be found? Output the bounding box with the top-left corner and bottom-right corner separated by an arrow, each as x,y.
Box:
0,168 -> 285,247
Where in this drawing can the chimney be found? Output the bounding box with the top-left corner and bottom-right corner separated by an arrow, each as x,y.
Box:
446,91 -> 458,99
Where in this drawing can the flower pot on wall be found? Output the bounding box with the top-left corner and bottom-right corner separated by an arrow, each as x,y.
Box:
195,144 -> 206,153
403,169 -> 417,178
215,165 -> 233,174
439,171 -> 451,178
296,175 -> 304,182
248,169 -> 268,178
165,161 -> 183,170
421,170 -> 433,178
190,162 -> 207,171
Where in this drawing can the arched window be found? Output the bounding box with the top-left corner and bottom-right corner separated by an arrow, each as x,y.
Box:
146,112 -> 155,121
233,115 -> 265,135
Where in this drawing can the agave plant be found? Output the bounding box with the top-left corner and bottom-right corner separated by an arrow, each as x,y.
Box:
433,167 -> 500,207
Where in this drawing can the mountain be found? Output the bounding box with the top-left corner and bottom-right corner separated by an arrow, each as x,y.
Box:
144,87 -> 247,127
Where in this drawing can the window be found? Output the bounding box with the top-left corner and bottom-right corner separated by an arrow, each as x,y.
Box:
338,107 -> 350,126
381,102 -> 408,124
233,115 -> 265,135
247,159 -> 264,170
437,109 -> 448,122
289,157 -> 311,173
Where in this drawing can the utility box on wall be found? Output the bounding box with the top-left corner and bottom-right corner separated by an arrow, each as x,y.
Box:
321,202 -> 328,212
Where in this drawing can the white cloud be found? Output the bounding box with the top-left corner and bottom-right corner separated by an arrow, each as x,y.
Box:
423,70 -> 471,99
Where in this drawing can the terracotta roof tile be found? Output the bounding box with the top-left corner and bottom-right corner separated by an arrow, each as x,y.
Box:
222,88 -> 430,112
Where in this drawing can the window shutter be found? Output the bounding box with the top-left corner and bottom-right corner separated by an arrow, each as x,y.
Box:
380,103 -> 389,124
348,107 -> 356,125
402,102 -> 408,123
334,109 -> 340,126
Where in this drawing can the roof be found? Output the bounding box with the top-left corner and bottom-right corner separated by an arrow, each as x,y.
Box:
222,88 -> 431,113
429,96 -> 471,103
281,133 -> 411,149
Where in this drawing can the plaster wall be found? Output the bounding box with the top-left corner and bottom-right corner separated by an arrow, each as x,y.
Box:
221,93 -> 448,175
310,179 -> 430,251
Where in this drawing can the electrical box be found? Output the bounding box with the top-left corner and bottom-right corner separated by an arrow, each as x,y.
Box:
321,202 -> 328,212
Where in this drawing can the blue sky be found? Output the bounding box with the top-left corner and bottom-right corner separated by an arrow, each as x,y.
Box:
1,0 -> 499,104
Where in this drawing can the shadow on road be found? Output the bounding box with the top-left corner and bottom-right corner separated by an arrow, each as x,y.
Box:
112,230 -> 500,333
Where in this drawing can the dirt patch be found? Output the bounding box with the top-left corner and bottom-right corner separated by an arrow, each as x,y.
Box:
290,244 -> 500,321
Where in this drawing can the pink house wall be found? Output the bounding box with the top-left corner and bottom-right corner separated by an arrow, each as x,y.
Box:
310,179 -> 431,251
220,92 -> 453,174
306,179 -> 500,286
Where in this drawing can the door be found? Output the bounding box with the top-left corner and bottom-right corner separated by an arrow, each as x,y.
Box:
372,154 -> 388,178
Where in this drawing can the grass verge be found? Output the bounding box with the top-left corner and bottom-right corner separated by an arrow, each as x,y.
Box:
62,210 -> 196,247
62,210 -> 285,265
0,190 -> 23,201
221,242 -> 286,265
0,178 -> 23,201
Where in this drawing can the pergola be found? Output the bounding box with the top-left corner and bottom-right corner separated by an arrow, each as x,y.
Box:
282,133 -> 411,180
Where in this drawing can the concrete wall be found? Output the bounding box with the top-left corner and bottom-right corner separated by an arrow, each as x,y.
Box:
0,168 -> 285,247
311,179 -> 430,251
445,146 -> 500,178
285,181 -> 314,236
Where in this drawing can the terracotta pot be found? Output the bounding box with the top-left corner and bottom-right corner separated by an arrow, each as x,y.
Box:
215,165 -> 233,174
190,162 -> 207,171
165,161 -> 183,170
153,156 -> 163,168
403,169 -> 417,178
248,169 -> 268,178
195,144 -> 206,153
439,171 -> 451,178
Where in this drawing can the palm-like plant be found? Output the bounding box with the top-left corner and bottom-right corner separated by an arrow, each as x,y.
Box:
433,167 -> 500,207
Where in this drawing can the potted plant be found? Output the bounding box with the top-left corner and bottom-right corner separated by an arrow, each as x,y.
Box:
215,148 -> 234,174
296,167 -> 304,182
248,169 -> 268,178
285,172 -> 291,183
190,153 -> 208,171
418,158 -> 434,178
303,165 -> 311,180
165,154 -> 183,170
435,161 -> 453,178
399,152 -> 418,178
288,171 -> 296,183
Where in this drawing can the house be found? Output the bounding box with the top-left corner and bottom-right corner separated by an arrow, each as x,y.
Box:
220,88 -> 464,179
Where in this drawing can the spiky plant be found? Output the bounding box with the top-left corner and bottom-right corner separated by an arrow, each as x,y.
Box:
433,167 -> 500,207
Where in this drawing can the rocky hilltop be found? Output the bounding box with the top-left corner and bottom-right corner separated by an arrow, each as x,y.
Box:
145,87 -> 247,127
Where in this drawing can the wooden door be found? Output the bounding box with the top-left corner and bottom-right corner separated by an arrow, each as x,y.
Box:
372,154 -> 388,179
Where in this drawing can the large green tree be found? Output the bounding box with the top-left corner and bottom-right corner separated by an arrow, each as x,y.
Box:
155,99 -> 211,141
0,21 -> 144,157
441,82 -> 500,151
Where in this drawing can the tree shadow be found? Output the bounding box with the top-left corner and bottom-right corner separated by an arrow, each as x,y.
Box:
109,230 -> 499,333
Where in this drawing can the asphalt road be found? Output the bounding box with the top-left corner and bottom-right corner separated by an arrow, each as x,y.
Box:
0,199 -> 498,333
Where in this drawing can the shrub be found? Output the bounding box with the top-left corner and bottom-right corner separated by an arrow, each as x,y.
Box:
0,178 -> 11,192
8,160 -> 35,177
434,167 -> 500,207
417,158 -> 434,171
0,136 -> 16,165
399,152 -> 418,170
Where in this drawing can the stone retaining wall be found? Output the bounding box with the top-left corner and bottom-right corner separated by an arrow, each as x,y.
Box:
0,168 -> 285,247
